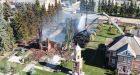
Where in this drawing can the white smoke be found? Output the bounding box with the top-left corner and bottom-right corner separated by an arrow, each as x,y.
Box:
41,9 -> 75,44
41,1 -> 99,44
77,15 -> 86,32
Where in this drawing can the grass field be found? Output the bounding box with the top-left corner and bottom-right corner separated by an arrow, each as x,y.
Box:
33,69 -> 65,75
87,24 -> 122,48
0,58 -> 26,75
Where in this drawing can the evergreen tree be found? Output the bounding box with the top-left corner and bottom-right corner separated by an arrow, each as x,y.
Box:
26,4 -> 36,38
55,0 -> 58,9
125,2 -> 130,17
107,0 -> 111,14
113,2 -> 118,16
123,2 -> 127,17
110,0 -> 114,15
33,0 -> 41,28
40,4 -> 47,19
15,11 -> 28,40
119,2 -> 126,17
101,0 -> 105,12
34,0 -> 41,16
3,1 -> 11,21
134,2 -> 137,16
80,0 -> 86,12
98,0 -> 101,12
136,6 -> 140,18
88,0 -> 95,11
0,4 -> 15,54
91,0 -> 95,11
99,0 -> 139,18
128,0 -> 134,17
104,0 -> 107,13
10,18 -> 23,40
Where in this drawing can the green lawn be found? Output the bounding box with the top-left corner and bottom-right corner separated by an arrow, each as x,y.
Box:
33,61 -> 112,75
33,69 -> 64,75
87,24 -> 123,48
0,58 -> 26,75
83,64 -> 108,75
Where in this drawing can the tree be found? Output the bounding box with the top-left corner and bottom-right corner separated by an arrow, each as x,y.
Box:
111,0 -> 115,15
128,0 -> 135,17
0,4 -> 15,54
5,0 -> 62,45
119,2 -> 126,17
98,0 -> 101,12
55,0 -> 58,9
136,6 -> 140,18
26,4 -> 37,38
107,0 -> 111,14
3,1 -> 12,21
88,0 -> 95,11
134,2 -> 137,15
91,0 -> 95,11
104,0 -> 107,13
33,0 -> 41,28
125,2 -> 128,16
80,0 -> 86,12
101,0 -> 105,12
34,0 -> 41,16
113,2 -> 118,16
10,18 -> 23,40
40,4 -> 47,23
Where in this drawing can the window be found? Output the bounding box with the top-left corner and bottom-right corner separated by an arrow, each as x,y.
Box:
135,65 -> 137,68
127,57 -> 132,63
135,64 -> 140,69
136,56 -> 140,61
112,52 -> 116,57
112,59 -> 115,64
118,56 -> 124,62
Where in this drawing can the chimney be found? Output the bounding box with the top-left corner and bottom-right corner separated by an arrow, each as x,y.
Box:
48,39 -> 52,51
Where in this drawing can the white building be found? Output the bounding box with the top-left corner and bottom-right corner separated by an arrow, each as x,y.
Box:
9,0 -> 61,10
72,44 -> 85,75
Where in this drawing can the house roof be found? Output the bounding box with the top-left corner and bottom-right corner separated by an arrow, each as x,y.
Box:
117,44 -> 136,57
130,29 -> 140,37
108,35 -> 140,56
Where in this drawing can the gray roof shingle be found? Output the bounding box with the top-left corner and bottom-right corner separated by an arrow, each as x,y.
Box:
108,35 -> 140,56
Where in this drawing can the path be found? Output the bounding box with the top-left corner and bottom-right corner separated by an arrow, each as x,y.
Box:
0,51 -> 15,60
23,63 -> 54,73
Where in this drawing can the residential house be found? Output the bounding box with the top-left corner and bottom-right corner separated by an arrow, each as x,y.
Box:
106,34 -> 140,75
